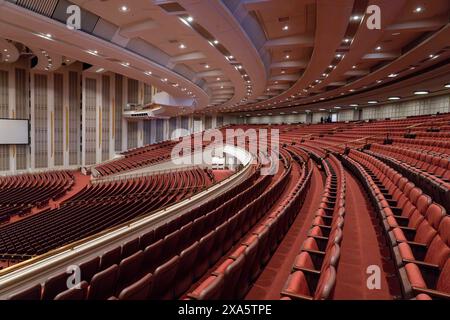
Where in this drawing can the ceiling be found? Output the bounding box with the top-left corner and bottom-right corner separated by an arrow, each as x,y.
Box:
0,0 -> 448,115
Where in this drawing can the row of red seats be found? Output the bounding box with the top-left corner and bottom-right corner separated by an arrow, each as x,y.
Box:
186,148 -> 313,300
342,150 -> 449,299
281,153 -> 345,300
0,171 -> 74,224
7,162 -> 270,299
0,168 -> 209,260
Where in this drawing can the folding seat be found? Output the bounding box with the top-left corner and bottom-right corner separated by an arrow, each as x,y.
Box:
139,230 -> 155,250
153,223 -> 169,241
78,257 -> 100,283
173,241 -> 199,298
235,240 -> 259,299
121,238 -> 140,259
116,250 -> 144,293
177,222 -> 193,249
42,271 -> 70,300
148,256 -> 180,300
54,281 -> 88,300
294,243 -> 340,272
213,255 -> 245,300
281,266 -> 336,300
194,231 -> 216,280
8,284 -> 42,300
99,246 -> 122,270
187,275 -> 224,300
87,264 -> 119,300
162,230 -> 181,261
118,273 -> 153,300
141,238 -> 164,275
191,215 -> 207,240
391,203 -> 446,250
209,222 -> 230,265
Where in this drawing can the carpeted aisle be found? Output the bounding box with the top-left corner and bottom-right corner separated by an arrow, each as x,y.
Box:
332,170 -> 394,299
245,164 -> 325,300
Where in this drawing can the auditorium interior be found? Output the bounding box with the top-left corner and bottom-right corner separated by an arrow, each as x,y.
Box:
0,0 -> 449,301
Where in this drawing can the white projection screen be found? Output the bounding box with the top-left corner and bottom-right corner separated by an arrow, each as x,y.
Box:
0,119 -> 30,145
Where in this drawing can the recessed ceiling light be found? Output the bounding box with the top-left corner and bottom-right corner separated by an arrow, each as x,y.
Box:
388,73 -> 398,78
375,46 -> 382,51
334,106 -> 341,109
445,84 -> 450,88
161,78 -> 168,82
329,65 -> 334,69
3,49 -> 7,52
285,55 -> 290,59
205,64 -> 210,69
282,25 -> 289,31
392,32 -> 401,36
414,7 -> 423,13
352,65 -> 356,69
96,68 -> 105,73
343,38 -> 351,43
281,70 -> 286,74
186,16 -> 194,23
429,54 -> 439,60
368,101 -> 378,104
237,65 -> 242,69
414,90 -> 429,95
336,53 -> 343,58
213,40 -> 219,45
121,62 -> 130,67
319,108 -> 326,111
179,43 -> 186,49
45,33 -> 52,38
389,96 -> 401,100
376,80 -> 383,83
119,5 -> 129,13
144,71 -> 152,76
216,77 -> 221,81
351,15 -> 361,21
350,104 -> 359,107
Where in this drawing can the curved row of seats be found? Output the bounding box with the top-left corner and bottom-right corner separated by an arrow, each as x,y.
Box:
0,168 -> 210,260
8,161 -> 271,299
185,148 -> 313,300
281,152 -> 346,300
342,150 -> 449,299
0,171 -> 74,224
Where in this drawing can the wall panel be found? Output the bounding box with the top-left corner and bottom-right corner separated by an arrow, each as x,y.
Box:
34,74 -> 48,168
84,78 -> 97,165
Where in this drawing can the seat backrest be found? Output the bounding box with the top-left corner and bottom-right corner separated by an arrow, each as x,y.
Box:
54,281 -> 88,300
121,238 -> 140,259
117,250 -> 144,292
188,275 -> 225,300
142,239 -> 164,274
42,271 -> 70,300
314,266 -> 336,300
415,194 -> 432,215
100,246 -> 122,270
118,273 -> 153,300
87,264 -> 119,300
8,284 -> 42,300
148,256 -> 180,300
79,256 -> 100,283
436,258 -> 450,294
424,217 -> 450,268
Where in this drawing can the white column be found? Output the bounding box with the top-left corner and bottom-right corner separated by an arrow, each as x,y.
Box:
7,65 -> 16,172
96,75 -> 102,164
47,72 -> 55,168
137,119 -> 144,147
62,70 -> 70,167
121,76 -> 128,151
29,71 -> 36,169
81,74 -> 87,167
109,74 -> 116,158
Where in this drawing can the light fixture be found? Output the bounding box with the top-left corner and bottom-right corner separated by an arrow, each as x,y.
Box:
319,108 -> 326,111
144,71 -> 152,76
445,84 -> 450,89
351,15 -> 361,21
352,65 -> 356,69
186,16 -> 194,22
96,68 -> 105,73
334,106 -> 341,109
45,33 -> 52,38
429,54 -> 439,60
336,53 -> 343,58
281,70 -> 286,74
376,80 -> 383,84
179,43 -> 186,49
375,46 -> 382,51
213,40 -> 219,45
368,101 -> 378,104
237,65 -> 242,69
389,96 -> 401,100
414,7 -> 423,13
350,104 -> 359,107
216,77 -> 221,81
282,25 -> 289,31
205,64 -> 210,69
119,5 -> 129,13
414,90 -> 429,95
3,49 -> 7,52
343,38 -> 351,43
121,62 -> 130,67
161,78 -> 168,82
388,73 -> 398,78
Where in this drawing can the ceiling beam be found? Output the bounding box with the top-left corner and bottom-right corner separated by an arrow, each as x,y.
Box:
269,74 -> 301,82
169,51 -> 206,63
119,20 -> 159,38
264,35 -> 314,49
362,52 -> 401,61
270,60 -> 308,69
344,69 -> 370,77
386,16 -> 448,33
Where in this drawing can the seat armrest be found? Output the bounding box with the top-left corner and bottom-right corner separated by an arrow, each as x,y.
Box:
412,287 -> 450,300
281,291 -> 314,301
403,259 -> 440,272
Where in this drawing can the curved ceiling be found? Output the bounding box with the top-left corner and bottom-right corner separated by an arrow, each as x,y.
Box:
0,0 -> 448,115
